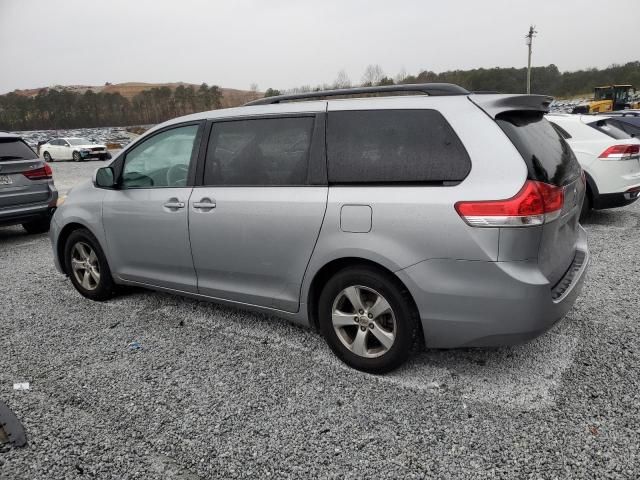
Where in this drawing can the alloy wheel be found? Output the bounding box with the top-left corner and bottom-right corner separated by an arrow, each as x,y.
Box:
71,242 -> 100,291
331,285 -> 396,358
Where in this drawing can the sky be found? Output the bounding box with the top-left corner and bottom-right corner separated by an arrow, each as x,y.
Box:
1,0 -> 639,94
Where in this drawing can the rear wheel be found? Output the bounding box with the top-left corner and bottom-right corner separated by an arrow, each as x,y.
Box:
43,151 -> 52,162
580,187 -> 592,222
318,266 -> 421,374
72,151 -> 81,162
64,229 -> 116,301
22,216 -> 51,234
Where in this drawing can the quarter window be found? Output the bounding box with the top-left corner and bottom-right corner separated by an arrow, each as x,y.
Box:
327,109 -> 471,184
204,117 -> 314,186
121,124 -> 199,188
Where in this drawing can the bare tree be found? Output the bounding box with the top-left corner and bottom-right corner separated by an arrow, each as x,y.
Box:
361,64 -> 385,86
249,83 -> 259,92
395,68 -> 408,84
333,70 -> 351,89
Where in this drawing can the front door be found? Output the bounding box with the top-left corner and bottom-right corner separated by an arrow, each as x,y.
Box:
102,123 -> 203,292
189,115 -> 327,312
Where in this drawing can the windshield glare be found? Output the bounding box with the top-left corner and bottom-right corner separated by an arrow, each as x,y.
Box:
66,138 -> 94,145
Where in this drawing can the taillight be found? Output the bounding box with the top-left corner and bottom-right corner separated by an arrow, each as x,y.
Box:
22,164 -> 52,180
599,144 -> 640,160
455,180 -> 564,227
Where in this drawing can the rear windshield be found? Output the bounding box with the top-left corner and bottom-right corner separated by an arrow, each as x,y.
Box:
496,112 -> 581,186
0,138 -> 38,161
587,119 -> 634,140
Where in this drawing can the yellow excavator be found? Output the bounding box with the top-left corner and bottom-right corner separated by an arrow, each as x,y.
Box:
571,85 -> 640,114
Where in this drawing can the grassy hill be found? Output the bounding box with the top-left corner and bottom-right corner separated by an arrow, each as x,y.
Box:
10,82 -> 262,108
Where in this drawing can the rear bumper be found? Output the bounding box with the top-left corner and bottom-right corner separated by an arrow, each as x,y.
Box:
593,189 -> 640,209
396,226 -> 589,348
0,199 -> 57,227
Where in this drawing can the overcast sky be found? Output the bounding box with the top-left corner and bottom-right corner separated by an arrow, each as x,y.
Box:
1,0 -> 639,94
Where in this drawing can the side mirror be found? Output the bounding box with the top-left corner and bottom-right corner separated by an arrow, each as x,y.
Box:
94,166 -> 116,188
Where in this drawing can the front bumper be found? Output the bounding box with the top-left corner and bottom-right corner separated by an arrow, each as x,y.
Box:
80,150 -> 109,160
396,226 -> 589,348
49,216 -> 64,274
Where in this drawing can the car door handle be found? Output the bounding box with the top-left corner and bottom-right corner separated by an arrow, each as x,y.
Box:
164,201 -> 185,209
193,198 -> 216,210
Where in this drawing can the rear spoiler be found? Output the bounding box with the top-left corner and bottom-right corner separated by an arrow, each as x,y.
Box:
468,94 -> 553,119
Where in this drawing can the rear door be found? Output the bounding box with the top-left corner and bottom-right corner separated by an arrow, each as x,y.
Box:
496,111 -> 584,284
102,122 -> 203,292
189,114 -> 327,312
0,138 -> 49,209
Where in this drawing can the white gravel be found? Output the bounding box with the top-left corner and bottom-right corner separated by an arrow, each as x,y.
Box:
1,161 -> 639,479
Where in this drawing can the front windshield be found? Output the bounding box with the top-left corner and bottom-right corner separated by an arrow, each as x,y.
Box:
67,138 -> 94,145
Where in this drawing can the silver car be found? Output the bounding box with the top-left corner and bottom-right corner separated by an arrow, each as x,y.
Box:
1,132 -> 57,234
50,84 -> 589,373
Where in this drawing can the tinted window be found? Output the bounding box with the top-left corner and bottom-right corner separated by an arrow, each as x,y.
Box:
122,125 -> 199,188
0,138 -> 38,161
497,112 -> 581,186
587,119 -> 633,140
608,119 -> 640,138
204,117 -> 314,186
327,109 -> 470,184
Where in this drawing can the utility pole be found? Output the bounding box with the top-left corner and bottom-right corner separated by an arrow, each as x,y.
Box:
525,25 -> 537,94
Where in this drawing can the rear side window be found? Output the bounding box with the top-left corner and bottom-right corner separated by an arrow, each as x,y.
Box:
0,138 -> 38,161
327,109 -> 471,184
204,117 -> 314,186
496,112 -> 581,186
587,119 -> 633,140
605,119 -> 639,138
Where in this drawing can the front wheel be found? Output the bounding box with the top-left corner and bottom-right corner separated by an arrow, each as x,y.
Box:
318,266 -> 421,374
72,151 -> 81,162
64,229 -> 116,301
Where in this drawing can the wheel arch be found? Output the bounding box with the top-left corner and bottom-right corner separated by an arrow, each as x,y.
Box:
306,256 -> 420,333
56,222 -> 97,275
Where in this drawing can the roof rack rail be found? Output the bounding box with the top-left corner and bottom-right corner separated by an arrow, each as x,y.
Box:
245,83 -> 469,106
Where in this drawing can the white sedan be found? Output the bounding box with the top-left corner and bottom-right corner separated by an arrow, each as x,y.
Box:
39,137 -> 111,162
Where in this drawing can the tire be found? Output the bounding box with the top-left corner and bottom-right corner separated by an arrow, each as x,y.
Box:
43,151 -> 52,162
72,151 -> 81,162
580,188 -> 592,222
22,216 -> 51,234
318,265 -> 421,374
64,228 -> 116,301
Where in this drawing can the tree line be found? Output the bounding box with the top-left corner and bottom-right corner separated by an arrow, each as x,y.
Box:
265,61 -> 640,99
2,61 -> 639,130
0,83 -> 222,131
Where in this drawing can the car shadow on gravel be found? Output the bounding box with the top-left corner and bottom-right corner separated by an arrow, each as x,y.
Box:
0,226 -> 45,245
581,208 -> 639,228
112,288 -> 578,412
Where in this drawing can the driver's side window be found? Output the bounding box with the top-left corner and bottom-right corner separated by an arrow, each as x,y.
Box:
121,124 -> 199,188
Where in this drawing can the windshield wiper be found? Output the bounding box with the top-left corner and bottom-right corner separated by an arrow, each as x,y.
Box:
0,155 -> 26,160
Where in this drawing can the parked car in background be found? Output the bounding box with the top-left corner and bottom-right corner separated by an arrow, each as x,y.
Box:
0,132 -> 57,233
595,111 -> 640,138
547,114 -> 640,218
39,137 -> 111,162
51,84 -> 588,373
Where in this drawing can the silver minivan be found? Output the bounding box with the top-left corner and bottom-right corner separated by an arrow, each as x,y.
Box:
50,84 -> 589,373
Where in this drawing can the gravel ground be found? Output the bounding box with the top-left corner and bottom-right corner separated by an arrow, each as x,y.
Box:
1,161 -> 639,479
